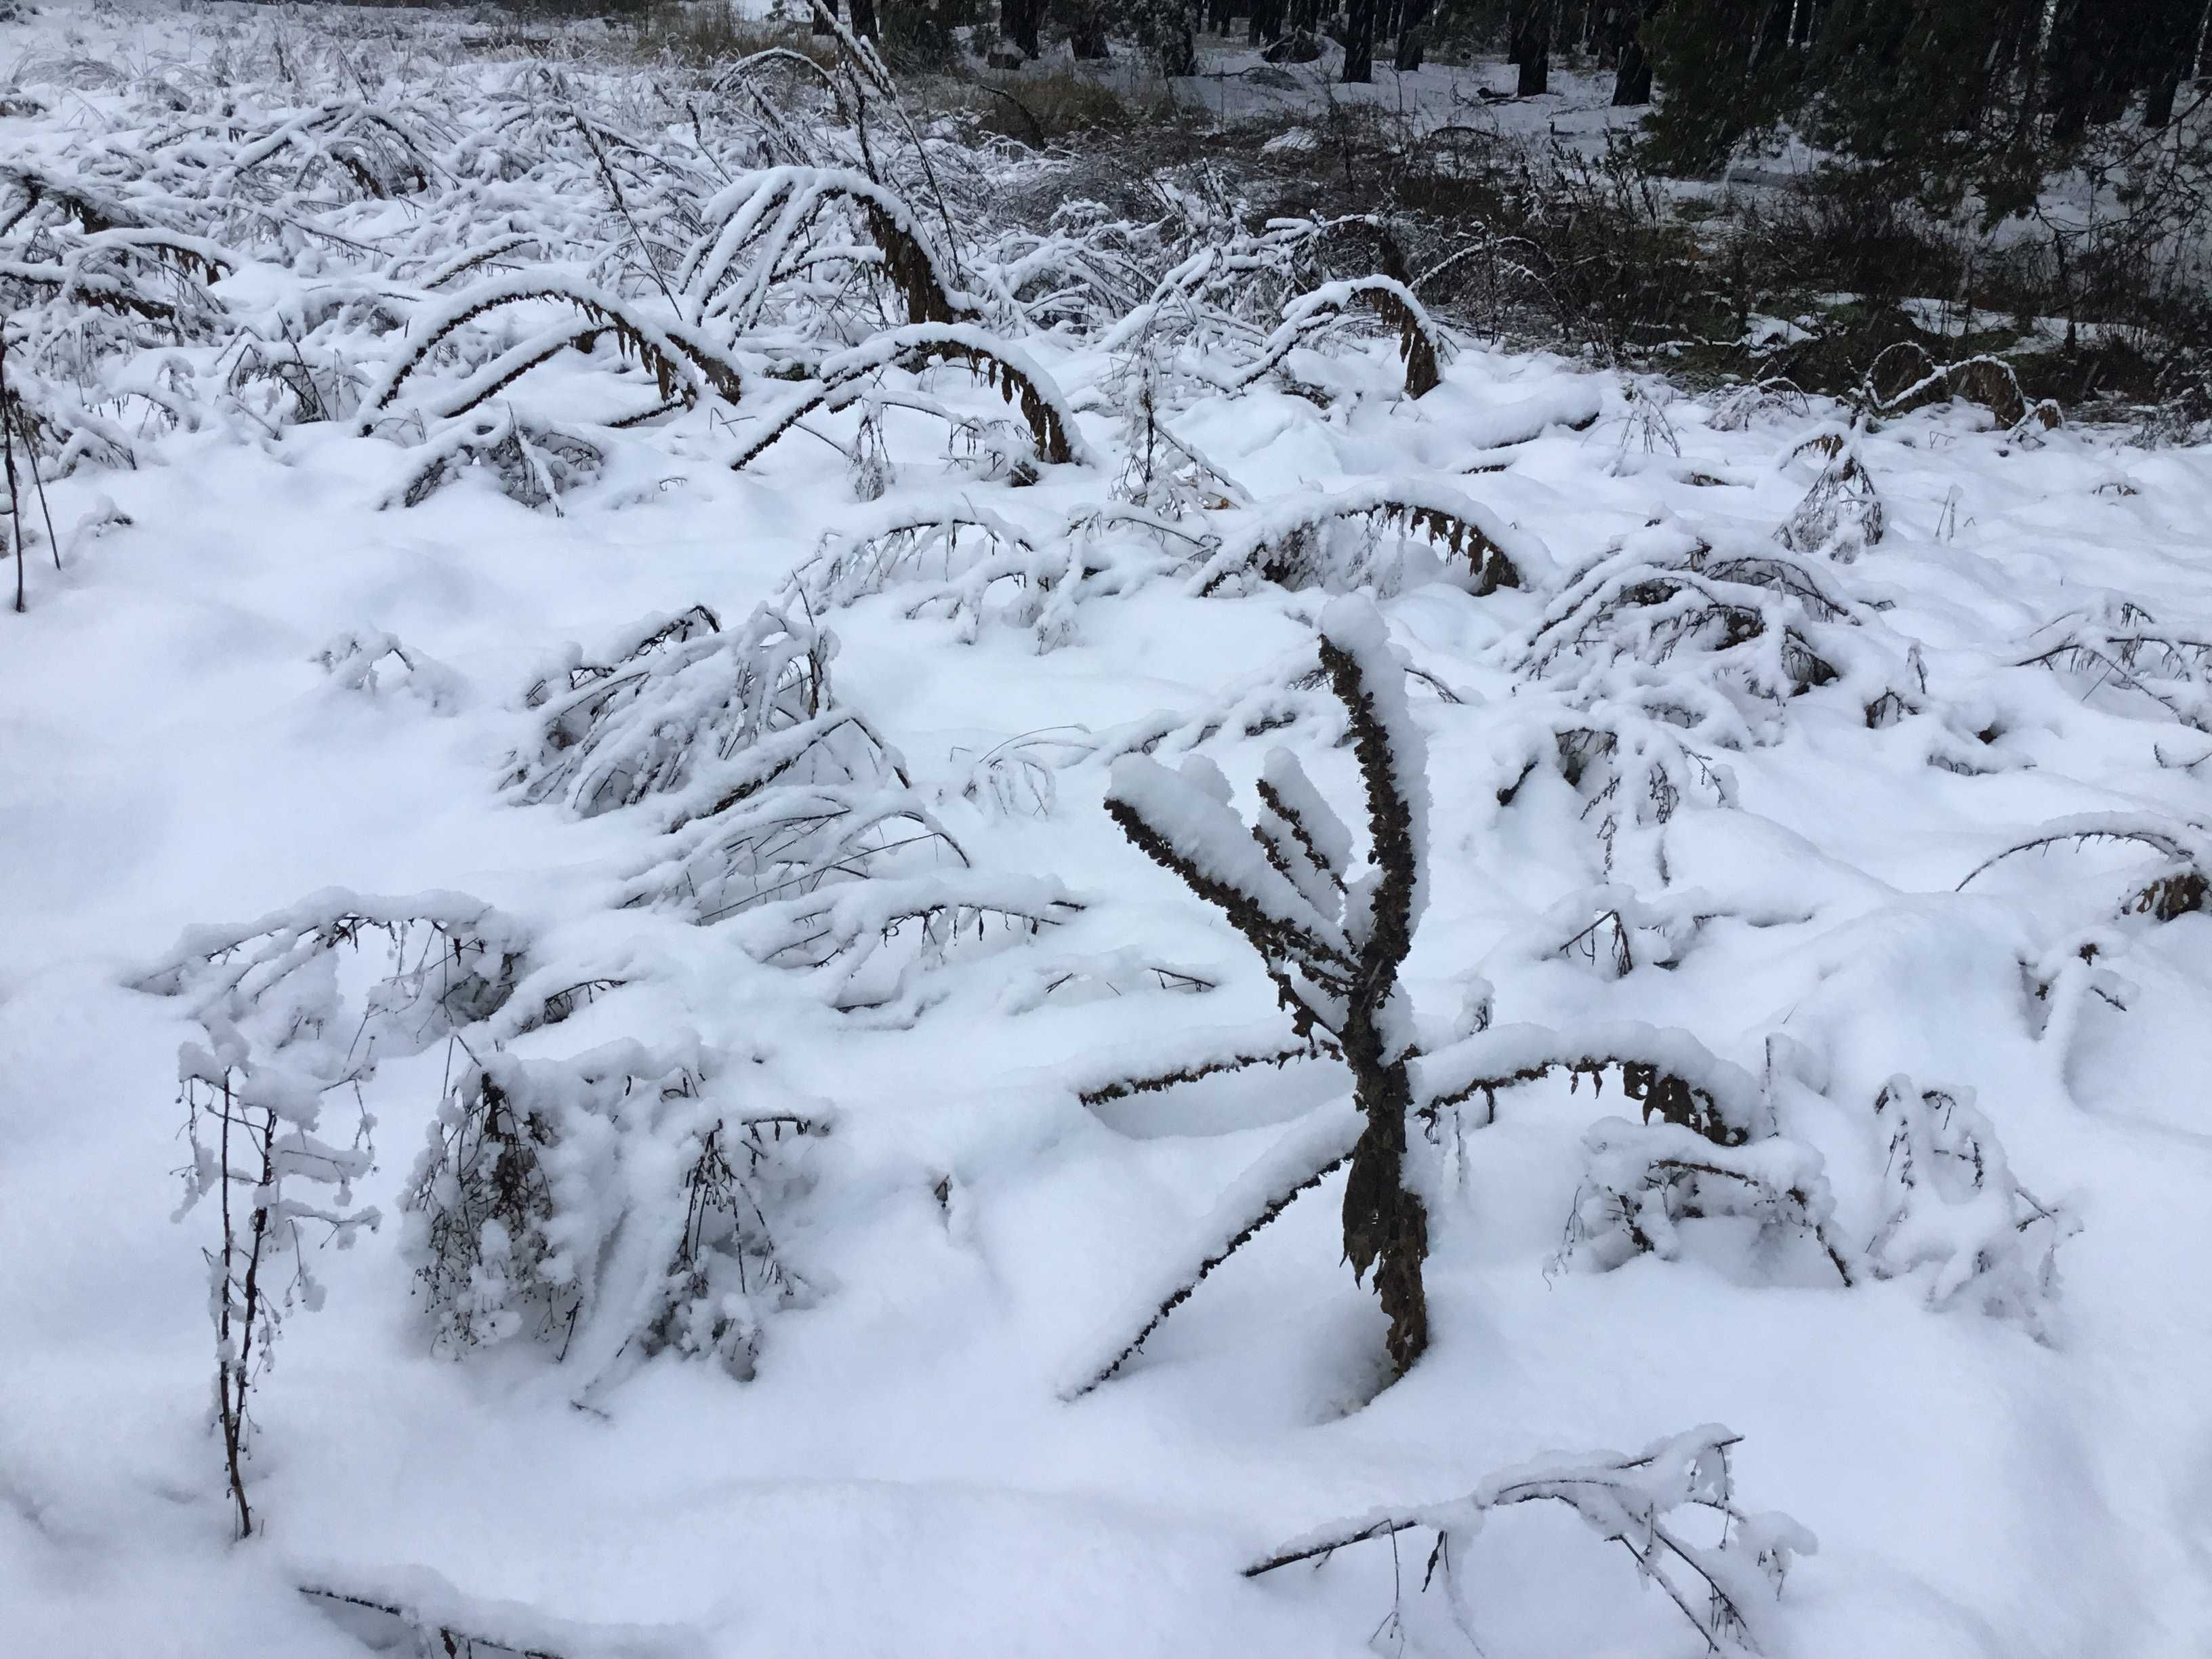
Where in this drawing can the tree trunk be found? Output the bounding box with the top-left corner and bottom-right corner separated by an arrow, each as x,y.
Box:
850,0 -> 879,41
1395,0 -> 1430,71
811,0 -> 837,35
1345,0 -> 1376,81
2142,0 -> 2209,126
1001,0 -> 1042,58
1071,3 -> 1111,57
2047,0 -> 2158,138
1515,0 -> 1554,94
1612,0 -> 1658,104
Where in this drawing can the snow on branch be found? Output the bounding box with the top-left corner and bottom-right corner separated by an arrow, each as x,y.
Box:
1410,1020 -> 1767,1146
356,271 -> 745,430
1245,1425 -> 1816,1656
296,1560 -> 701,1659
1188,478 -> 1552,600
678,165 -> 982,331
1061,1098 -> 1364,1398
727,322 -> 1092,472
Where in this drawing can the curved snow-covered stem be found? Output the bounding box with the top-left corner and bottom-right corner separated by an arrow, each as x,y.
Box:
1061,1098 -> 1363,1398
729,323 -> 1090,470
678,165 -> 981,330
356,272 -> 744,429
1189,478 -> 1551,598
1246,1425 -> 1815,1656
1215,276 -> 1446,400
1411,1019 -> 1767,1145
1954,812 -> 2212,894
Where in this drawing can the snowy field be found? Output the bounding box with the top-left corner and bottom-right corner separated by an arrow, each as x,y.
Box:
4,5 -> 2212,1657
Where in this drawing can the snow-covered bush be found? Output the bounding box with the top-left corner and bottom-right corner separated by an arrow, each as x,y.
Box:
403,1038 -> 821,1385
139,891 -> 526,1535
508,601 -> 968,930
1865,1077 -> 2076,1340
1086,596 -> 1437,1383
314,630 -> 462,712
2018,597 -> 2212,733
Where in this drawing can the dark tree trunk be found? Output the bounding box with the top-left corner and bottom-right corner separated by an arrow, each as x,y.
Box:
2142,0 -> 2209,126
2047,0 -> 2157,139
850,0 -> 878,40
811,0 -> 837,35
1345,0 -> 1376,81
1250,0 -> 1286,44
1071,3 -> 1111,57
1515,0 -> 1554,94
1395,0 -> 1429,70
1612,0 -> 1658,104
1208,0 -> 1235,34
1001,0 -> 1042,58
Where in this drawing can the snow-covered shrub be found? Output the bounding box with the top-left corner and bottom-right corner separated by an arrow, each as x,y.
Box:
314,630 -> 462,712
1561,1116 -> 1853,1283
380,408 -> 607,514
730,871 -> 1084,1012
1865,1077 -> 2076,1339
1777,431 -> 1884,561
507,600 -> 967,927
1246,1424 -> 1816,1656
509,603 -> 832,817
139,891 -> 526,1535
1490,702 -> 1739,875
1086,596 -> 1436,1383
1957,812 -> 2212,926
404,1038 -> 821,1384
728,323 -> 1092,474
1514,527 -> 1925,744
672,165 -> 981,333
2017,597 -> 2212,732
788,497 -> 1192,651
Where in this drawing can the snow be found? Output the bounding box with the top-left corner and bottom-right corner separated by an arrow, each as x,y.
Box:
5,5 -> 2212,1659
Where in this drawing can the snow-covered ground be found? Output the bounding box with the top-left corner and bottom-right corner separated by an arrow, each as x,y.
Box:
4,5 -> 2211,1658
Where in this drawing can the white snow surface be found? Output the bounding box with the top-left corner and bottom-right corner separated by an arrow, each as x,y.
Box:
4,6 -> 2212,1659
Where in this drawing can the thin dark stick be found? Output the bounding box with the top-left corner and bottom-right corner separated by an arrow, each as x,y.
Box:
1,335 -> 22,614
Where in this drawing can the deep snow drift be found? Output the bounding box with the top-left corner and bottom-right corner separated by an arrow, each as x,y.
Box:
3,6 -> 2211,1658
